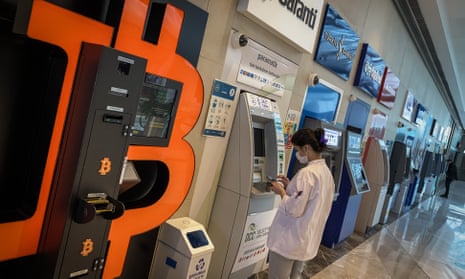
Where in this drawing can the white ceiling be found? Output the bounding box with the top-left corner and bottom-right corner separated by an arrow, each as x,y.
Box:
413,0 -> 465,129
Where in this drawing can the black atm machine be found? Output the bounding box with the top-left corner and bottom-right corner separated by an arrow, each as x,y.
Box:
289,117 -> 345,199
38,43 -> 149,278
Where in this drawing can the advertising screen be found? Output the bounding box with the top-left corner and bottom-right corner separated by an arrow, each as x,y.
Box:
377,68 -> 400,109
314,4 -> 360,81
354,43 -> 386,98
302,80 -> 342,123
401,91 -> 417,122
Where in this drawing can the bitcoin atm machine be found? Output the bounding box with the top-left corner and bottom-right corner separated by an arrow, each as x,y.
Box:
208,92 -> 285,279
355,137 -> 389,234
37,43 -> 149,278
289,117 -> 345,200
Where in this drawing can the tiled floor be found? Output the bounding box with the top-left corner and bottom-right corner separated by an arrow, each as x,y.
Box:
258,180 -> 465,279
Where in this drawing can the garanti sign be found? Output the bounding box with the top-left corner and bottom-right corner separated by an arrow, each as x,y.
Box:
238,0 -> 325,53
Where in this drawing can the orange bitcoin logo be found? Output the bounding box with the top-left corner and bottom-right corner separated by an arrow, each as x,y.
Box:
98,157 -> 111,176
80,238 -> 94,257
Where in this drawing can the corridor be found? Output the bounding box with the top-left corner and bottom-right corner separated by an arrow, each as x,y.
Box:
310,180 -> 465,278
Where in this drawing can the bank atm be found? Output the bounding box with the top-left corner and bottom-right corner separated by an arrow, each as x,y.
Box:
355,137 -> 389,233
380,141 -> 407,224
422,151 -> 443,195
290,117 -> 345,199
208,92 -> 285,279
322,129 -> 369,247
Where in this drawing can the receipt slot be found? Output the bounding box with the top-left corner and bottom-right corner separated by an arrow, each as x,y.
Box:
150,217 -> 214,279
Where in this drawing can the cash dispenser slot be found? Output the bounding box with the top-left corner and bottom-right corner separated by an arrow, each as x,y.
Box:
118,160 -> 169,209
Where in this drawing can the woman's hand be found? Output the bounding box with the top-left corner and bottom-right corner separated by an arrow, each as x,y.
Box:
276,175 -> 289,187
270,180 -> 286,198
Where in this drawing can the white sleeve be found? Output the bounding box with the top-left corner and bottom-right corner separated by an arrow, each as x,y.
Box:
279,170 -> 317,218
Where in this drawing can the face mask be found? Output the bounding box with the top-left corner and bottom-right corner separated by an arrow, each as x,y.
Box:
295,151 -> 308,165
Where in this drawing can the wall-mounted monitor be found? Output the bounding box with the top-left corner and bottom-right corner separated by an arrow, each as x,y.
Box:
129,73 -> 182,147
401,91 -> 417,122
314,4 -> 360,81
301,79 -> 342,123
414,103 -> 427,126
353,43 -> 386,98
377,68 -> 400,109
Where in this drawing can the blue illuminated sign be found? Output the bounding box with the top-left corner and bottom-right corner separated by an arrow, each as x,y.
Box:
354,43 -> 386,98
314,4 -> 360,81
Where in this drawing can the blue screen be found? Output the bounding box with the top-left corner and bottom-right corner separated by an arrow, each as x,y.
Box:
314,4 -> 360,81
354,44 -> 386,98
302,83 -> 341,122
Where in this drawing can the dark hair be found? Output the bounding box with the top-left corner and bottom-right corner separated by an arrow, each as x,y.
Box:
291,128 -> 327,153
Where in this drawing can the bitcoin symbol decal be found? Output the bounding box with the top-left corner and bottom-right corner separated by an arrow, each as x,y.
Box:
98,157 -> 111,175
80,238 -> 94,256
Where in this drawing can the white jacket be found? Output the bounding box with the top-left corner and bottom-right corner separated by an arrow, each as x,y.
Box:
267,159 -> 335,261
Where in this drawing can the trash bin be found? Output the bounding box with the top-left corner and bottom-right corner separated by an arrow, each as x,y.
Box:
150,217 -> 215,279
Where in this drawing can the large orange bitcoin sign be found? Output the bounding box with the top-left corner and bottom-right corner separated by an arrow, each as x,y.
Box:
105,1 -> 203,277
0,4 -> 203,279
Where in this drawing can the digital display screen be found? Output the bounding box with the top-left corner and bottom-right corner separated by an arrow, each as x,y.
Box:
353,43 -> 386,98
349,158 -> 365,185
401,91 -> 417,122
302,82 -> 341,123
131,85 -> 176,138
378,68 -> 399,109
314,4 -> 360,81
129,73 -> 182,146
254,127 -> 265,157
348,133 -> 361,150
324,128 -> 340,147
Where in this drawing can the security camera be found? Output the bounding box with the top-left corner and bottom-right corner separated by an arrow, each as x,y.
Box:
231,32 -> 248,48
308,73 -> 319,86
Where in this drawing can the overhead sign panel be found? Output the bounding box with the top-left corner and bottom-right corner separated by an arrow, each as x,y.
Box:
377,68 -> 400,109
314,4 -> 360,80
354,43 -> 386,98
237,0 -> 325,53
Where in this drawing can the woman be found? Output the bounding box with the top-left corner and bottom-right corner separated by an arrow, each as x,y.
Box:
267,128 -> 335,279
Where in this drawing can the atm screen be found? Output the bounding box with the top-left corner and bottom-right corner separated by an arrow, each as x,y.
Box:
347,132 -> 362,151
254,127 -> 265,156
324,128 -> 340,148
129,73 -> 182,146
349,158 -> 365,185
